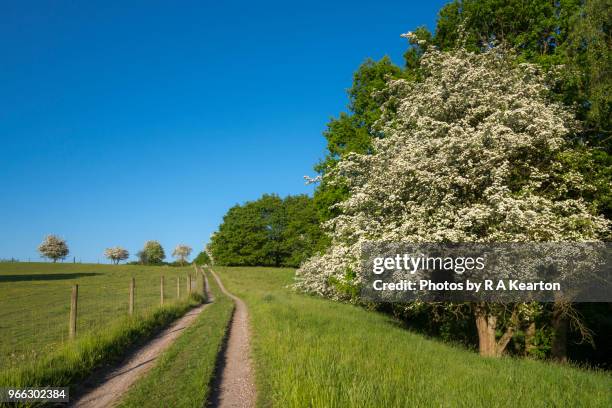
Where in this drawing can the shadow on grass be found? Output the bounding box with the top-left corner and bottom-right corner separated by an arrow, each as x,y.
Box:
0,273 -> 101,282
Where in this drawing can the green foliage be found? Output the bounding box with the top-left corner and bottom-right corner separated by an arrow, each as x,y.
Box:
315,56 -> 401,173
557,147 -> 612,220
434,0 -> 580,59
282,195 -> 328,266
563,0 -> 611,145
140,240 -> 166,265
210,194 -> 324,267
193,251 -> 211,265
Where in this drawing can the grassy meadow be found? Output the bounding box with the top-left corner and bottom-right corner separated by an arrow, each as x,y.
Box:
216,267 -> 612,408
119,269 -> 234,407
0,262 -> 201,371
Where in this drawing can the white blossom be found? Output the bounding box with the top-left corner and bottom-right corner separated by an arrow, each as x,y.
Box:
296,47 -> 609,299
104,246 -> 129,264
38,235 -> 69,263
172,244 -> 192,265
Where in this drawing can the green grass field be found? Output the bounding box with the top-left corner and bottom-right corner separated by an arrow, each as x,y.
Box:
0,262 -> 202,370
0,295 -> 202,398
216,267 -> 612,408
118,269 -> 234,407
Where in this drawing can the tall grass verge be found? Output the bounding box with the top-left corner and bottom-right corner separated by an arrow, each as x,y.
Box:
217,267 -> 612,408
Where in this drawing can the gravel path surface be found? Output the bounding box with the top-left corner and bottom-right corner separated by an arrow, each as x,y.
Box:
209,269 -> 256,408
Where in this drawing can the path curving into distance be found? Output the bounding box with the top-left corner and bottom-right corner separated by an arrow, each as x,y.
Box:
71,284 -> 212,408
209,269 -> 256,408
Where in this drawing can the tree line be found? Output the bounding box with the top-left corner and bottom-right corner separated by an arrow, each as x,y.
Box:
37,235 -> 202,266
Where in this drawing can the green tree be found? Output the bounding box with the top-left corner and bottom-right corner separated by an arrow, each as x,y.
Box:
210,194 -> 324,267
209,194 -> 283,266
193,250 -> 211,265
141,240 -> 165,265
563,0 -> 611,145
282,195 -> 327,266
434,0 -> 581,59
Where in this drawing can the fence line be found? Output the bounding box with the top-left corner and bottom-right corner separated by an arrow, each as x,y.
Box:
0,270 -> 207,370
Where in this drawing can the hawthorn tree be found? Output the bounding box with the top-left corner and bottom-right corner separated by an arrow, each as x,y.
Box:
172,244 -> 192,266
296,44 -> 609,357
104,246 -> 129,264
38,235 -> 69,263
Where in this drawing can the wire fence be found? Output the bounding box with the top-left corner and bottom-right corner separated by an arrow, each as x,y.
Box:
0,265 -> 206,371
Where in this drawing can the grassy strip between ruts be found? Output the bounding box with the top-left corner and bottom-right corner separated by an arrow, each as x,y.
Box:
0,293 -> 204,407
118,268 -> 234,408
215,267 -> 612,408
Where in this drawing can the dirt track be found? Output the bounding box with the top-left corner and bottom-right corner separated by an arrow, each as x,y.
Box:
71,300 -> 209,407
209,270 -> 256,408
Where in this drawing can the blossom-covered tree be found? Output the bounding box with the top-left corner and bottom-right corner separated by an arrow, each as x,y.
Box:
296,44 -> 609,357
172,244 -> 192,266
104,246 -> 129,264
38,235 -> 69,263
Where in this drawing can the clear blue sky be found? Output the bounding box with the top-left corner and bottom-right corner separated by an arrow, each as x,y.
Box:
0,0 -> 447,263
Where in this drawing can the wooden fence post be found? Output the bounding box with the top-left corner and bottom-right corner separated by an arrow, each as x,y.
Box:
187,274 -> 192,296
200,270 -> 208,300
160,276 -> 165,306
177,276 -> 181,299
69,284 -> 78,340
129,277 -> 135,315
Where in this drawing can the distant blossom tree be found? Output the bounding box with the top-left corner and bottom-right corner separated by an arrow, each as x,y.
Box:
38,235 -> 69,263
172,244 -> 192,266
104,246 -> 129,264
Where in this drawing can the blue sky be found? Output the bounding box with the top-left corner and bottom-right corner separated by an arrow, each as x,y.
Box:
0,0 -> 447,263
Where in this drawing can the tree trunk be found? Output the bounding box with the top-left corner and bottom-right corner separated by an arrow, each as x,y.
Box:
474,303 -> 517,357
551,303 -> 568,363
525,321 -> 536,357
475,306 -> 498,356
